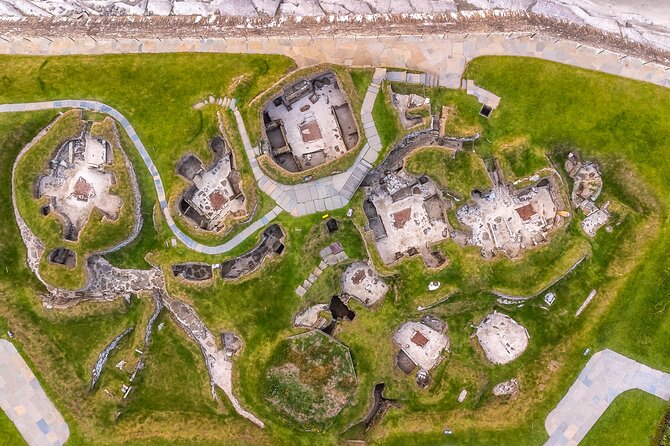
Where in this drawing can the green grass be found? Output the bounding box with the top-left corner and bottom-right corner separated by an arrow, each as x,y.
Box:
2,54 -> 670,446
581,390 -> 667,446
405,148 -> 491,199
372,81 -> 402,155
262,331 -> 356,429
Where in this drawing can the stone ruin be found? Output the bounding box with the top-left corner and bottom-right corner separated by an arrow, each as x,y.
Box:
172,262 -> 213,281
36,131 -> 121,241
363,170 -> 450,267
177,136 -> 247,232
394,315 -> 450,386
390,87 -> 430,130
476,311 -> 529,365
565,152 -> 610,237
262,71 -> 359,172
340,261 -> 389,307
492,378 -> 519,397
453,159 -> 568,259
47,247 -> 77,268
219,224 -> 285,279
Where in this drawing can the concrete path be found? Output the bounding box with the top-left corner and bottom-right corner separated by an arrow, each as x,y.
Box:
0,339 -> 69,446
0,68 -> 384,253
0,33 -> 667,89
545,349 -> 670,446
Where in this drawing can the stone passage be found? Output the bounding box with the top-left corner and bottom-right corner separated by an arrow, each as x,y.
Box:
219,224 -> 285,280
295,242 -> 348,297
0,340 -> 70,446
545,349 -> 670,446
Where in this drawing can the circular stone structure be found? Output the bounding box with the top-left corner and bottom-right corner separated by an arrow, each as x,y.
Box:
263,330 -> 356,426
476,311 -> 529,365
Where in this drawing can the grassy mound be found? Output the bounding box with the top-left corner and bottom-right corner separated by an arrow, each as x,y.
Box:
263,331 -> 356,428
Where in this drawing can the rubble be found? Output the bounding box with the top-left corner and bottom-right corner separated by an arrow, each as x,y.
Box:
90,326 -> 134,391
476,311 -> 529,365
565,153 -> 610,237
390,88 -> 430,130
293,303 -> 330,329
416,369 -> 431,388
340,261 -> 388,307
492,378 -> 519,397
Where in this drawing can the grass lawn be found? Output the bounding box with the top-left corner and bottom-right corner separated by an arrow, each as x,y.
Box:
581,390 -> 667,445
371,81 -> 403,157
1,53 -> 670,446
405,148 -> 491,199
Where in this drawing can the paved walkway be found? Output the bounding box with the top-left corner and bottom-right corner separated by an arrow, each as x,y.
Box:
0,99 -> 283,255
0,33 -> 667,88
238,67 -> 385,217
0,339 -> 69,446
544,349 -> 670,446
0,68 -> 384,254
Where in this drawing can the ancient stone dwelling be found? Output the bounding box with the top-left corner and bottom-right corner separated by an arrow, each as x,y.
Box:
453,159 -> 567,259
363,170 -> 449,267
263,71 -> 359,172
177,136 -> 247,231
37,132 -> 121,241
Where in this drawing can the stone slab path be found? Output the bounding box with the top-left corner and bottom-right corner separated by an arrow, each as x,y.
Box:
0,68 -> 384,254
0,33 -> 667,88
545,349 -> 670,446
237,67 -> 385,217
0,339 -> 69,446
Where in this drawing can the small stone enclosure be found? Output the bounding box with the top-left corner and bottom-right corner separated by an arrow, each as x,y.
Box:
263,71 -> 359,172
177,136 -> 247,232
36,131 -> 121,242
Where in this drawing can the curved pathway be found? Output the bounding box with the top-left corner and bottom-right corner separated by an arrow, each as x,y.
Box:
0,69 -> 384,254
